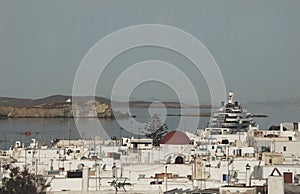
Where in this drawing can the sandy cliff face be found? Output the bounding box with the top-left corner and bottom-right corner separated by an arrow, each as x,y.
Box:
0,100 -> 112,118
72,100 -> 112,118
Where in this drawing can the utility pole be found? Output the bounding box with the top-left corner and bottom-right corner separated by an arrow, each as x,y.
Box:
130,119 -> 133,139
68,119 -> 71,146
200,155 -> 203,189
95,160 -> 98,191
98,162 -> 101,191
138,128 -> 141,140
227,144 -> 230,186
43,119 -> 47,145
25,148 -> 27,169
119,127 -> 123,147
4,131 -> 6,150
165,166 -> 168,191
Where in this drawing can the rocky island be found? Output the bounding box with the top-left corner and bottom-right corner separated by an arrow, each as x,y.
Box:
0,100 -> 115,118
0,95 -> 212,118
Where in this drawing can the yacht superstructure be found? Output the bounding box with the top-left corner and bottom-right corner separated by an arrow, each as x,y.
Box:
209,91 -> 255,133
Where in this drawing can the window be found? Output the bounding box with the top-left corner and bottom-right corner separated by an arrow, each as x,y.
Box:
294,123 -> 298,130
288,137 -> 292,141
269,159 -> 272,164
283,146 -> 287,151
237,149 -> 242,156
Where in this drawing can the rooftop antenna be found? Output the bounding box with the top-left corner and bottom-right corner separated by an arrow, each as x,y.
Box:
130,119 -> 133,139
119,127 -> 123,149
4,131 -> 6,150
43,119 -> 47,145
68,128 -> 71,147
68,119 -> 71,146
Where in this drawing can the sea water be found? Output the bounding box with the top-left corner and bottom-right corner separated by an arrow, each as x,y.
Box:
0,107 -> 299,149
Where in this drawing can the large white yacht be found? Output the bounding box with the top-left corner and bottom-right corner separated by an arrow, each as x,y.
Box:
209,91 -> 255,133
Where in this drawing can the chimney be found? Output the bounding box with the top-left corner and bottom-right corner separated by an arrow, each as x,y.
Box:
112,162 -> 117,178
268,168 -> 284,194
245,164 -> 251,187
280,123 -> 284,134
82,166 -> 90,191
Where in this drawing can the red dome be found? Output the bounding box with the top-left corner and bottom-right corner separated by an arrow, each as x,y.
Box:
161,130 -> 191,145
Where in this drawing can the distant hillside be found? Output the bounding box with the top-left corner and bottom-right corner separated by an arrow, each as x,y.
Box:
0,95 -> 110,107
246,97 -> 300,109
0,95 -> 210,108
3,95 -> 300,110
0,97 -> 34,107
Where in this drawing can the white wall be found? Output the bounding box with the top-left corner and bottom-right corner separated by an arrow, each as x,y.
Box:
274,141 -> 300,157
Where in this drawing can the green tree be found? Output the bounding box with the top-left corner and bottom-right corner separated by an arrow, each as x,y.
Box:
0,166 -> 50,194
145,114 -> 168,146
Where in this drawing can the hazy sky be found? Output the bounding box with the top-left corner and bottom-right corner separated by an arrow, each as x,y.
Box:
0,0 -> 299,102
